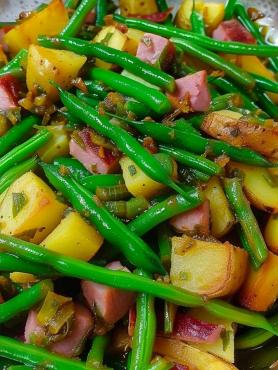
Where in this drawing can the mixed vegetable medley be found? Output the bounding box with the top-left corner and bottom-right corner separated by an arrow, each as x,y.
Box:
1,0 -> 278,368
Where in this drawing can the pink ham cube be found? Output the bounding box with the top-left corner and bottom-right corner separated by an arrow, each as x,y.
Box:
212,19 -> 257,44
169,199 -> 210,236
82,261 -> 137,324
166,71 -> 211,112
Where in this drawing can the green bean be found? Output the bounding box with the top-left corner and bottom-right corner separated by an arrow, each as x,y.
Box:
53,157 -> 91,181
237,225 -> 261,271
8,366 -> 33,370
156,0 -> 172,25
38,36 -> 175,93
91,68 -> 172,114
0,115 -> 41,157
126,196 -> 150,220
224,0 -> 237,20
76,90 -> 100,107
95,0 -> 107,26
60,0 -> 98,37
253,87 -> 278,119
84,80 -> 109,99
0,49 -> 28,80
125,119 -> 276,168
142,358 -> 173,370
0,280 -> 53,324
105,201 -> 127,218
124,100 -> 162,121
87,333 -> 112,369
128,193 -> 201,236
1,234 -> 278,334
190,0 -> 205,35
251,73 -> 278,94
158,145 -> 222,176
96,184 -> 130,201
235,311 -> 278,349
64,0 -> 81,9
129,269 -> 156,370
113,14 -> 278,57
52,82 -> 192,199
191,168 -> 210,182
235,2 -> 278,72
0,130 -> 53,178
0,336 -> 94,370
0,252 -> 59,277
0,157 -> 38,195
222,177 -> 268,269
41,162 -> 166,275
80,174 -> 124,192
171,37 -> 255,89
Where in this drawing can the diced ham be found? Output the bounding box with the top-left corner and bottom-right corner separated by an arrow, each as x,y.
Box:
0,74 -> 24,111
166,71 -> 211,112
212,19 -> 257,45
169,199 -> 210,236
157,312 -> 224,344
82,261 -> 137,325
50,303 -> 94,357
24,310 -> 47,345
69,128 -> 121,174
136,32 -> 175,70
25,303 -> 94,357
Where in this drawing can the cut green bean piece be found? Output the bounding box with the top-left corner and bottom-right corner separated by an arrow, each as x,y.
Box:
224,0 -> 237,20
87,333 -> 112,369
0,280 -> 53,324
80,174 -> 124,192
222,178 -> 268,269
129,269 -> 156,370
0,49 -> 28,80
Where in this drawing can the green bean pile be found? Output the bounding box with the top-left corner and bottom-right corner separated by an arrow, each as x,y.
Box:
1,0 -> 278,369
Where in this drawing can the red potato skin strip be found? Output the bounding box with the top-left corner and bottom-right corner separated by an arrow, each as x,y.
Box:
128,8 -> 174,23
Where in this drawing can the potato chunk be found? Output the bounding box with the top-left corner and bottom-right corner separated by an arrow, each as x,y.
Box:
203,176 -> 235,238
226,161 -> 278,212
170,235 -> 248,298
40,211 -> 103,261
3,0 -> 69,57
201,110 -> 278,158
0,172 -> 67,244
153,337 -> 238,370
27,45 -> 87,102
120,154 -> 178,199
119,0 -> 159,17
237,252 -> 278,311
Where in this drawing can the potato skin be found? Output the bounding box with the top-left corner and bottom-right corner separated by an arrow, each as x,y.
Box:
201,110 -> 278,158
170,235 -> 248,298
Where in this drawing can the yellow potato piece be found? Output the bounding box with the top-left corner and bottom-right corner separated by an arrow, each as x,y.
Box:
120,154 -> 177,199
170,235 -> 248,298
0,44 -> 7,67
0,172 -> 67,244
237,252 -> 278,311
226,161 -> 278,212
40,211 -> 103,261
124,29 -> 145,55
27,45 -> 87,102
204,176 -> 235,238
175,1 -> 225,35
153,337 -> 238,370
3,0 -> 69,57
265,211 -> 278,254
37,126 -> 71,164
119,0 -> 159,17
93,26 -> 127,69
